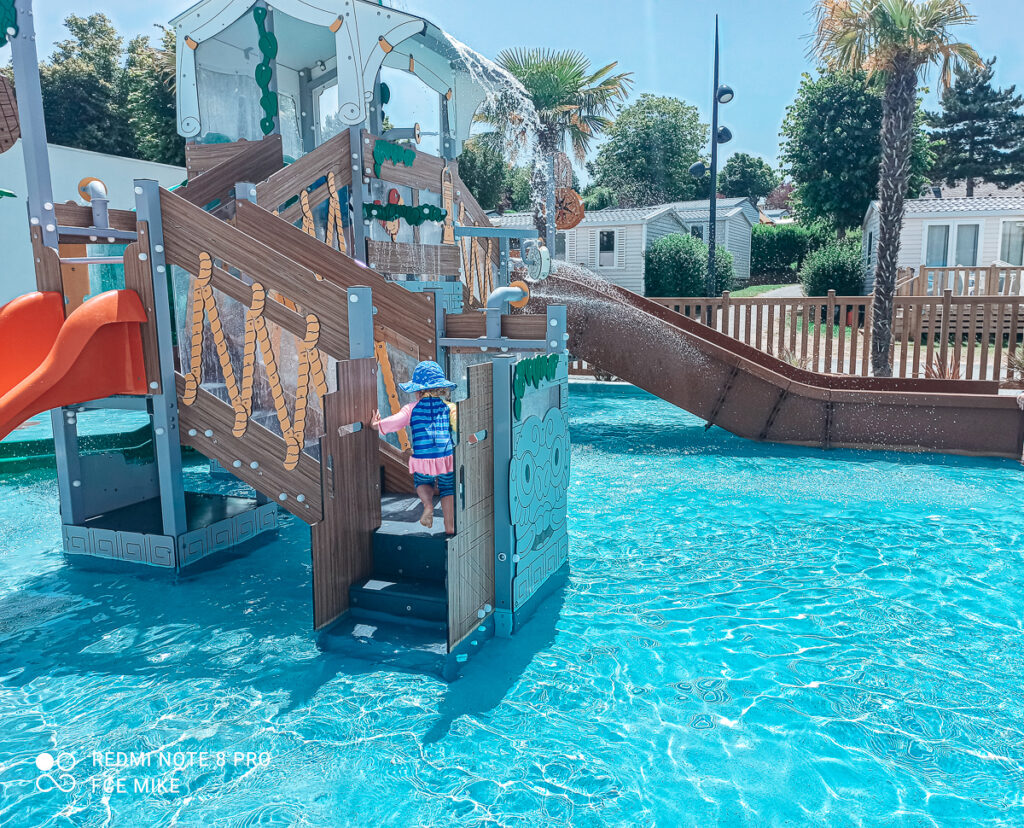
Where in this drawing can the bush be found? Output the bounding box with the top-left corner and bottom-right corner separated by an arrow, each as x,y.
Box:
799,241 -> 866,296
751,223 -> 810,282
645,233 -> 735,296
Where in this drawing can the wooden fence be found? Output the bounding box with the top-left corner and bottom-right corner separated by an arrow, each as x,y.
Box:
609,290 -> 1024,385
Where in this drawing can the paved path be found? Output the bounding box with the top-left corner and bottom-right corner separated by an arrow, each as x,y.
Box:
760,284 -> 804,298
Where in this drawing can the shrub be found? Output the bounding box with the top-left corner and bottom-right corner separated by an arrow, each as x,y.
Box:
751,224 -> 810,282
799,241 -> 866,296
645,233 -> 735,296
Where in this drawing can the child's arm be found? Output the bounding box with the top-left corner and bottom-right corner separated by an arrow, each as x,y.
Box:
375,402 -> 414,435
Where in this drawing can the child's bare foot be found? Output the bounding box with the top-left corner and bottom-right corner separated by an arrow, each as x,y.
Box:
419,503 -> 434,528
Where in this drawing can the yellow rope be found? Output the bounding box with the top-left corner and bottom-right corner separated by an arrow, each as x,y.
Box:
180,255 -> 326,470
326,172 -> 347,255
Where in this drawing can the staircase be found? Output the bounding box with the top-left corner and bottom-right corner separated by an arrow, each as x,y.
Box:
349,495 -> 449,631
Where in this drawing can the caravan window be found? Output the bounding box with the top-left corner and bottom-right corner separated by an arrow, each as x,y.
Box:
598,230 -> 616,267
1001,221 -> 1024,266
690,225 -> 704,241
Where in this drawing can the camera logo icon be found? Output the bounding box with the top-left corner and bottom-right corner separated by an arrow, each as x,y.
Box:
35,752 -> 77,793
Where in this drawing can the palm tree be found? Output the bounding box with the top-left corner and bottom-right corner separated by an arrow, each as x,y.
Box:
811,0 -> 980,376
478,48 -> 632,235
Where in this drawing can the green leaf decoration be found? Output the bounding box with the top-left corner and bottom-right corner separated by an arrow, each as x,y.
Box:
0,188 -> 15,199
252,6 -> 279,136
363,201 -> 446,226
372,139 -> 416,177
0,0 -> 17,48
380,82 -> 391,105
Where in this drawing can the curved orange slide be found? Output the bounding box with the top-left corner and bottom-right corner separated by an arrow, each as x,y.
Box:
0,290 -> 148,441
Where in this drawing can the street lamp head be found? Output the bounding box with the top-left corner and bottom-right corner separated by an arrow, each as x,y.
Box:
716,84 -> 734,104
716,126 -> 733,145
689,161 -> 707,179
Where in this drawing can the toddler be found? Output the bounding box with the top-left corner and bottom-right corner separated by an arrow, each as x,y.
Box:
371,361 -> 458,534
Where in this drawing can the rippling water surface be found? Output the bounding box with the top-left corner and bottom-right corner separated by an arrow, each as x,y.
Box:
2,384 -> 1023,826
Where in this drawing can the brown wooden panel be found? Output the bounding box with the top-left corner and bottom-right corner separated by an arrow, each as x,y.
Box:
186,138 -> 260,178
380,440 -> 416,495
311,358 -> 381,629
448,361 -> 495,651
54,202 -> 138,232
365,240 -> 462,276
0,76 -> 19,153
177,135 -> 284,208
30,226 -> 63,293
256,129 -> 352,210
160,187 -> 353,358
122,230 -> 161,392
362,130 -> 445,189
58,242 -> 89,311
444,313 -> 549,341
233,199 -> 436,356
176,375 -> 323,522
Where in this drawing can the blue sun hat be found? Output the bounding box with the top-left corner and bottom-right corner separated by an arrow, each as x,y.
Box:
400,360 -> 457,393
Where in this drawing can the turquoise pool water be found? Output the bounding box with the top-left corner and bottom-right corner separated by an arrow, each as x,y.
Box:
2,385 -> 1023,825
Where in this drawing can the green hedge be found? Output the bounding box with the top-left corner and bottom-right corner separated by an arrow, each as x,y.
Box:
750,221 -> 841,283
645,233 -> 735,296
799,241 -> 866,296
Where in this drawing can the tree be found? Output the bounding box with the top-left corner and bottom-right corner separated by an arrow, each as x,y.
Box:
812,0 -> 979,377
591,94 -> 708,207
478,49 -> 632,233
779,70 -> 932,232
718,152 -> 779,202
125,27 -> 184,166
644,233 -> 734,297
928,57 -> 1024,196
581,184 -> 617,210
38,14 -> 136,156
14,15 -> 184,165
765,181 -> 795,211
455,138 -> 507,211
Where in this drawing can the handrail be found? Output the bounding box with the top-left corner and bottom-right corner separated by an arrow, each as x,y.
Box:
176,134 -> 284,210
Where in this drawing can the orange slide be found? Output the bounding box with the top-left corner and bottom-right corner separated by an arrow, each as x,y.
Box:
0,290 -> 148,441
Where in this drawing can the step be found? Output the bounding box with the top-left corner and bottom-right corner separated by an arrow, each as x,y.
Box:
349,577 -> 447,624
319,614 -> 448,676
372,522 -> 447,583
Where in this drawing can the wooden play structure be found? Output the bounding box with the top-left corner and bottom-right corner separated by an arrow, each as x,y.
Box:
2,0 -> 1021,677
0,0 -> 570,677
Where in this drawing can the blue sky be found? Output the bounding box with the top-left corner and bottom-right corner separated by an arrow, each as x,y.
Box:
3,0 -> 1022,171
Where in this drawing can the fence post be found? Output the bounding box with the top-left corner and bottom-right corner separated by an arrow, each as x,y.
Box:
825,290 -> 835,373
720,290 -> 730,333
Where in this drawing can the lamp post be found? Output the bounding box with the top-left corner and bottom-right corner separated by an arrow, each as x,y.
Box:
689,15 -> 733,302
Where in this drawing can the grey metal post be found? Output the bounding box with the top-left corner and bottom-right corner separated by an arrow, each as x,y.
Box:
544,305 -> 567,354
440,93 -> 455,161
10,0 -> 83,523
134,179 -> 188,539
347,286 -> 374,359
369,71 -> 384,137
351,128 -> 368,263
235,181 -> 257,205
298,68 -> 316,153
498,238 -> 510,288
707,16 -> 721,299
545,154 -> 556,254
427,286 -> 445,363
491,355 -> 516,637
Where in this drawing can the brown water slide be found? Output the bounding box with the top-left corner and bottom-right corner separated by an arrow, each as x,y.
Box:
529,272 -> 1024,459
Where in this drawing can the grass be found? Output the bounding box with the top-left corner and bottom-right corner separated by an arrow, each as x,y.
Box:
729,283 -> 799,298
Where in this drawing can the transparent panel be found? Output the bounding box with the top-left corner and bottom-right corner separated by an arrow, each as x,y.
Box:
954,224 -> 979,266
925,225 -> 949,268
1001,221 -> 1024,266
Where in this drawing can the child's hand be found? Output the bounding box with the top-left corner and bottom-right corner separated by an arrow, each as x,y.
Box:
370,409 -> 381,430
